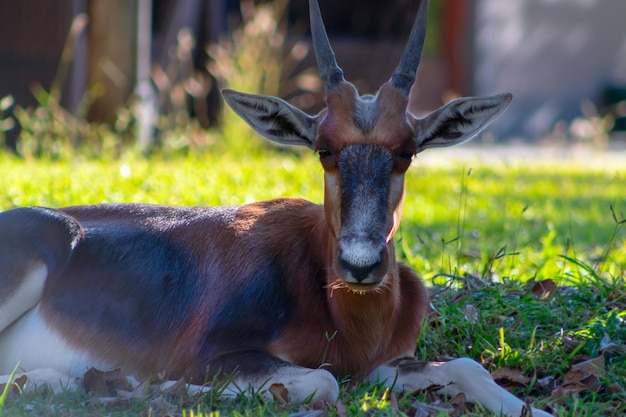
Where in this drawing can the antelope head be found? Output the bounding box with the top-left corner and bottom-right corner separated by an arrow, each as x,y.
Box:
222,0 -> 512,291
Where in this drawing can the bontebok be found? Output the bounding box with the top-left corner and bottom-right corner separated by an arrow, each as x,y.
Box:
0,1 -> 549,416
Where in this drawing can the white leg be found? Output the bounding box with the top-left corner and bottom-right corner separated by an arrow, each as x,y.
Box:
202,352 -> 340,404
370,357 -> 551,417
226,365 -> 339,403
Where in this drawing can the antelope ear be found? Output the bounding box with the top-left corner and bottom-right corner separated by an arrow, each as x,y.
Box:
222,89 -> 318,149
414,93 -> 512,151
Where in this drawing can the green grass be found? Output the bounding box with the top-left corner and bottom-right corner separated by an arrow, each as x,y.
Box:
0,147 -> 625,416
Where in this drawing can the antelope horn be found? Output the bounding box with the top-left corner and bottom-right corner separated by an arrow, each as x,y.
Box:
390,0 -> 429,97
309,0 -> 344,93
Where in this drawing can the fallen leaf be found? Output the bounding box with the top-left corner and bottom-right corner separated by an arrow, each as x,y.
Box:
572,356 -> 606,379
607,382 -> 625,394
269,383 -> 290,405
491,368 -> 531,387
116,378 -> 152,400
599,333 -> 618,353
160,377 -> 187,397
82,368 -> 133,396
0,374 -> 28,397
561,369 -> 587,386
551,382 -> 587,399
552,356 -> 606,399
83,368 -> 111,396
449,392 -> 467,417
13,375 -> 28,391
530,279 -> 557,299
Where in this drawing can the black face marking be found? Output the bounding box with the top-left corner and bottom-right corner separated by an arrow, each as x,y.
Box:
338,144 -> 392,237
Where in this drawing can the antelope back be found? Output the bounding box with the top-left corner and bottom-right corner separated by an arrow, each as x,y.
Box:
223,0 -> 512,288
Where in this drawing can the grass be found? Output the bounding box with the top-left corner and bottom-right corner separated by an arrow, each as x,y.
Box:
3,0 -> 623,412
0,146 -> 625,416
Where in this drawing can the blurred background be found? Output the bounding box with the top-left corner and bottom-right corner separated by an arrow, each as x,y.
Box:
0,0 -> 624,155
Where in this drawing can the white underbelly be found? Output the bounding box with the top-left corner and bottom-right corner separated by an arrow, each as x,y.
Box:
0,305 -> 112,376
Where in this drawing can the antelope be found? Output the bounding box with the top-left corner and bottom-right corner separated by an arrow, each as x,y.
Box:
0,1 -> 550,416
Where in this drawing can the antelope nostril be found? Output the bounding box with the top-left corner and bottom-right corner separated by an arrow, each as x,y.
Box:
339,257 -> 382,283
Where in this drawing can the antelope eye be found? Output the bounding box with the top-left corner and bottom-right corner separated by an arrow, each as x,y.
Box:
398,151 -> 414,160
318,150 -> 332,158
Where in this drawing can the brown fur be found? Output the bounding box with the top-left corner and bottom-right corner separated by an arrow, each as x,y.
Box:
13,199 -> 422,383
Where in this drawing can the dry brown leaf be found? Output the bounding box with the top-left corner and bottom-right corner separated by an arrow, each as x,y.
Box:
572,355 -> 606,379
562,369 -> 586,386
116,378 -> 153,400
552,356 -> 606,399
0,374 -> 28,397
607,382 -> 625,394
269,383 -> 290,405
599,333 -> 619,353
551,382 -> 587,399
160,377 -> 187,397
449,392 -> 467,417
83,368 -> 133,396
491,368 -> 532,388
106,369 -> 133,391
530,279 -> 557,299
13,374 -> 28,391
83,368 -> 111,396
